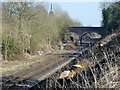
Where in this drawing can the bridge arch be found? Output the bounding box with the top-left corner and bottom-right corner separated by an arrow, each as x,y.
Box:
68,27 -> 105,44
80,31 -> 102,44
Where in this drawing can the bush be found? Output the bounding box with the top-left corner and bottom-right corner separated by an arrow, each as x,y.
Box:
2,37 -> 22,60
117,35 -> 120,44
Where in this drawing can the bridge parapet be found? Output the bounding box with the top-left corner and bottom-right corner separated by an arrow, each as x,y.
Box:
68,27 -> 105,37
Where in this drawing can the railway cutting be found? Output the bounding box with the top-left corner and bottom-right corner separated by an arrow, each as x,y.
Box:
2,32 -> 120,89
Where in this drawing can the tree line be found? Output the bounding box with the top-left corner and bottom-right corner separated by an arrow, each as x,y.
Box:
102,1 -> 120,35
2,2 -> 80,60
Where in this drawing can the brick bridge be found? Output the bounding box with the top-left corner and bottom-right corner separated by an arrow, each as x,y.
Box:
68,27 -> 105,44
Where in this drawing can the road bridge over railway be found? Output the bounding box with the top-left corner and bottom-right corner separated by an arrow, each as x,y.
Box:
68,27 -> 105,44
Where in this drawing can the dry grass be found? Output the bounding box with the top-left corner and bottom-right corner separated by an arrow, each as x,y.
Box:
45,36 -> 120,89
2,55 -> 43,75
1,49 -> 76,76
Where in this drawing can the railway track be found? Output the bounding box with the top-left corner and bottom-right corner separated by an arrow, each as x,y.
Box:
2,50 -> 80,89
2,46 -> 95,89
2,32 -> 119,89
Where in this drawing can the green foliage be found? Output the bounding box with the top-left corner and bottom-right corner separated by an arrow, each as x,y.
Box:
117,35 -> 120,44
102,2 -> 120,35
2,37 -> 22,59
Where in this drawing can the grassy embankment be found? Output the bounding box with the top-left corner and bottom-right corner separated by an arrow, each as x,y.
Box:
2,50 -> 60,75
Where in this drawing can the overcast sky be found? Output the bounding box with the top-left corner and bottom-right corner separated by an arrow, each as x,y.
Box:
56,2 -> 102,27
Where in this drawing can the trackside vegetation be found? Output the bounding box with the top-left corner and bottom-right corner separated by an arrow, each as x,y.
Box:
2,2 -> 81,60
102,2 -> 120,35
